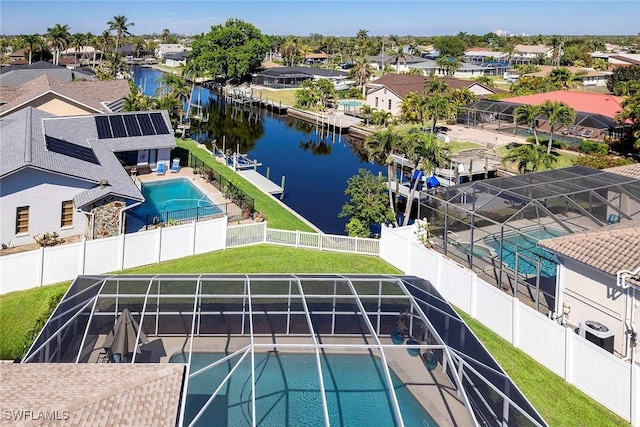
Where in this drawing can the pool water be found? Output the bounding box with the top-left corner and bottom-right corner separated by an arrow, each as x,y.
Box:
485,228 -> 566,277
172,352 -> 438,427
337,100 -> 363,107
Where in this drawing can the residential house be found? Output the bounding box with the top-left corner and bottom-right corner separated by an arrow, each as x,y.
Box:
163,51 -> 188,68
364,74 -> 501,117
519,65 -> 610,87
538,218 -> 640,358
0,107 -> 176,246
0,74 -> 130,117
366,54 -> 424,73
155,44 -> 188,60
512,45 -> 554,64
0,61 -> 97,87
304,53 -> 328,65
252,66 -> 352,90
409,58 -> 509,78
607,54 -> 640,70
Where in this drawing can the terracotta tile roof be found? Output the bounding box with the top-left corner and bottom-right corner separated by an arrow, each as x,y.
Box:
538,221 -> 640,278
0,75 -> 130,116
0,363 -> 185,426
501,90 -> 623,119
367,73 -> 500,99
521,65 -> 609,79
605,163 -> 640,179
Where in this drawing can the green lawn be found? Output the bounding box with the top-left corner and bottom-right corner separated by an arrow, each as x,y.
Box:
495,144 -> 579,171
457,311 -> 629,427
177,138 -> 315,232
0,245 -> 629,426
252,88 -> 298,107
151,64 -> 184,75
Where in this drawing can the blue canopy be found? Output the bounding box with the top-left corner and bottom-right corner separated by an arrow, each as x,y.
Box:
426,175 -> 441,189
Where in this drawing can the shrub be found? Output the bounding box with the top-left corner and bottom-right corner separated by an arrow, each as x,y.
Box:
579,140 -> 608,155
576,153 -> 634,169
33,232 -> 62,247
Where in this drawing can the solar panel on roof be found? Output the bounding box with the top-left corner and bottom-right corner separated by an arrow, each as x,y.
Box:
109,115 -> 127,138
149,112 -> 170,134
45,135 -> 100,164
95,116 -> 112,139
123,114 -> 142,136
137,114 -> 155,136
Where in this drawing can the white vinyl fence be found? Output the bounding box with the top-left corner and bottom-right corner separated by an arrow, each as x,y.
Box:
1,220 -> 380,294
379,225 -> 640,426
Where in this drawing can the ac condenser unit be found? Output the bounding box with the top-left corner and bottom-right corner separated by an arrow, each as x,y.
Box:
578,320 -> 615,353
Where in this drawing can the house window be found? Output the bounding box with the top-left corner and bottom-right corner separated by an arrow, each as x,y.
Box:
375,97 -> 379,108
16,206 -> 29,234
61,200 -> 73,227
388,99 -> 392,110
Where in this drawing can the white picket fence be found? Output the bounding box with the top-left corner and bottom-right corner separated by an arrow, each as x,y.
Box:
0,220 -> 379,294
379,225 -> 640,426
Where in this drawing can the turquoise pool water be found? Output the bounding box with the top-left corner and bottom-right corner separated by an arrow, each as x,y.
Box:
485,228 -> 566,277
337,100 -> 363,107
172,352 -> 438,427
132,178 -> 218,217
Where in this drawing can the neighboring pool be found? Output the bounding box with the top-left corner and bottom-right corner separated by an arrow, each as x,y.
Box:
126,178 -> 221,232
173,352 -> 438,427
484,228 -> 566,277
337,100 -> 363,107
455,242 -> 496,259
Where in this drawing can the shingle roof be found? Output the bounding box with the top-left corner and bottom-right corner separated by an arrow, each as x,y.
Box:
0,107 -> 175,208
367,73 -> 500,99
501,90 -> 623,119
605,163 -> 640,179
0,363 -> 184,427
0,62 -> 97,86
538,221 -> 640,278
0,74 -> 130,116
255,66 -> 347,78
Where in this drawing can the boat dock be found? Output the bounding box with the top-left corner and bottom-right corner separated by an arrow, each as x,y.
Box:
218,86 -> 289,114
237,170 -> 284,196
287,107 -> 361,131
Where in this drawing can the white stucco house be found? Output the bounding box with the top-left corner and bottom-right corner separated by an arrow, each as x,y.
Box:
155,44 -> 188,59
0,108 -> 176,247
364,74 -> 502,117
163,52 -> 188,68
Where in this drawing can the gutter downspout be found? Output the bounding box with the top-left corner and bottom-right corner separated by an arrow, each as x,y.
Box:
616,267 -> 640,362
119,201 -> 143,235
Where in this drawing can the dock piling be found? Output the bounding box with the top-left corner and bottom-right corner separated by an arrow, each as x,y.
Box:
280,176 -> 286,200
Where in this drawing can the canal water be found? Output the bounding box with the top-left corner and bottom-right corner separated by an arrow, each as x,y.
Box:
131,66 -> 386,235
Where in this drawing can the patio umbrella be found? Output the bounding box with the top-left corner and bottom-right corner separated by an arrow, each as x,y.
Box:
103,308 -> 148,362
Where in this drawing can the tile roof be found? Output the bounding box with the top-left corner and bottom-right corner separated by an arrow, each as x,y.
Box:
0,363 -> 184,427
519,65 -> 609,79
0,107 -> 175,208
605,162 -> 640,179
367,73 -> 501,99
501,90 -> 623,119
0,74 -> 130,116
609,54 -> 640,66
538,221 -> 640,278
514,45 -> 552,54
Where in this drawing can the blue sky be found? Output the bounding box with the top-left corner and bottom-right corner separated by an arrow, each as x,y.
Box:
1,1 -> 638,36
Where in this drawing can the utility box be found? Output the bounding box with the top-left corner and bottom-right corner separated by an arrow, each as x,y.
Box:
578,320 -> 615,353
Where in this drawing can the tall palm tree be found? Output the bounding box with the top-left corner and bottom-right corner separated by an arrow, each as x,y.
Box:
400,92 -> 429,128
514,104 -> 542,145
364,127 -> 404,218
98,30 -> 113,60
401,130 -> 450,226
356,29 -> 369,56
423,77 -> 449,96
71,33 -> 85,65
351,57 -> 371,95
107,15 -> 134,53
548,67 -> 585,90
280,39 -> 298,67
502,144 -> 558,173
389,46 -> 407,72
616,92 -> 640,148
425,94 -> 453,133
360,104 -> 374,126
46,24 -> 71,65
21,34 -> 41,65
539,101 -> 576,154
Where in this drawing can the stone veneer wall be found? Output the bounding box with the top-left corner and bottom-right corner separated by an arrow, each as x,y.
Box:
88,197 -> 127,239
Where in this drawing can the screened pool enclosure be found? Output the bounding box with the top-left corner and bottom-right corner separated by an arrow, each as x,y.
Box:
24,274 -> 546,427
418,166 -> 640,314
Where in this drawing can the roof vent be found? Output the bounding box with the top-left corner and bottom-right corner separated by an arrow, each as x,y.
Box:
99,179 -> 109,188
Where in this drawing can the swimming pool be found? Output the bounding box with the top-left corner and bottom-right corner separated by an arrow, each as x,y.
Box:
484,228 -> 566,277
126,178 -> 222,232
337,100 -> 363,108
173,352 -> 438,427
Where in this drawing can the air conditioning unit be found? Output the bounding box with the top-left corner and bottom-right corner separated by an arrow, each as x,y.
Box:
578,320 -> 614,353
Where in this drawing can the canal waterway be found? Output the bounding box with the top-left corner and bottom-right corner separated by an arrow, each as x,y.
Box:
131,66 -> 386,235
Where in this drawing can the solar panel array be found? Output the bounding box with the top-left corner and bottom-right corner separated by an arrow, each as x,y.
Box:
95,113 -> 171,139
45,135 -> 100,164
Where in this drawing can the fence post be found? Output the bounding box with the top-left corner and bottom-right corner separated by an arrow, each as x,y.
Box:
263,222 -> 267,243
79,236 -> 86,275
296,230 -> 300,248
355,237 -> 358,254
564,326 -> 574,383
631,363 -> 639,426
318,233 -> 323,251
469,273 -> 477,318
511,297 -> 520,347
38,247 -> 44,287
191,220 -> 197,256
156,227 -> 162,263
119,232 -> 126,271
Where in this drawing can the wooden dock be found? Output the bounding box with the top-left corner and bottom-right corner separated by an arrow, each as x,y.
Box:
220,86 -> 288,114
287,107 -> 361,131
237,170 -> 284,195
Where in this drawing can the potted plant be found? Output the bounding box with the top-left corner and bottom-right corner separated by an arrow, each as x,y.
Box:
417,321 -> 438,371
390,310 -> 409,345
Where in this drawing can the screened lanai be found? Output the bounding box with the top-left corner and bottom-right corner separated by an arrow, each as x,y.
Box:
24,274 -> 546,427
418,166 -> 640,314
457,100 -> 626,144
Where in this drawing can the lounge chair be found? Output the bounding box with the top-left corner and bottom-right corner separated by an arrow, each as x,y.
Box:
581,129 -> 593,138
156,163 -> 166,175
169,158 -> 181,173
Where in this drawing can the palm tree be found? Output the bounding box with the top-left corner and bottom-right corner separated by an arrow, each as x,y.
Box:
71,33 -> 85,65
351,57 -> 371,95
389,46 -> 407,72
435,56 -> 462,76
364,128 -> 405,218
98,30 -> 113,60
401,130 -> 450,226
21,34 -> 41,65
548,67 -> 585,90
356,29 -> 369,56
360,104 -> 374,126
538,101 -> 576,154
426,94 -> 453,133
502,144 -> 558,173
514,104 -> 542,145
400,92 -> 429,128
423,77 -> 449,96
280,39 -> 298,67
161,28 -> 171,43
46,24 -> 71,65
473,75 -> 495,88
616,93 -> 640,148
107,15 -> 134,53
